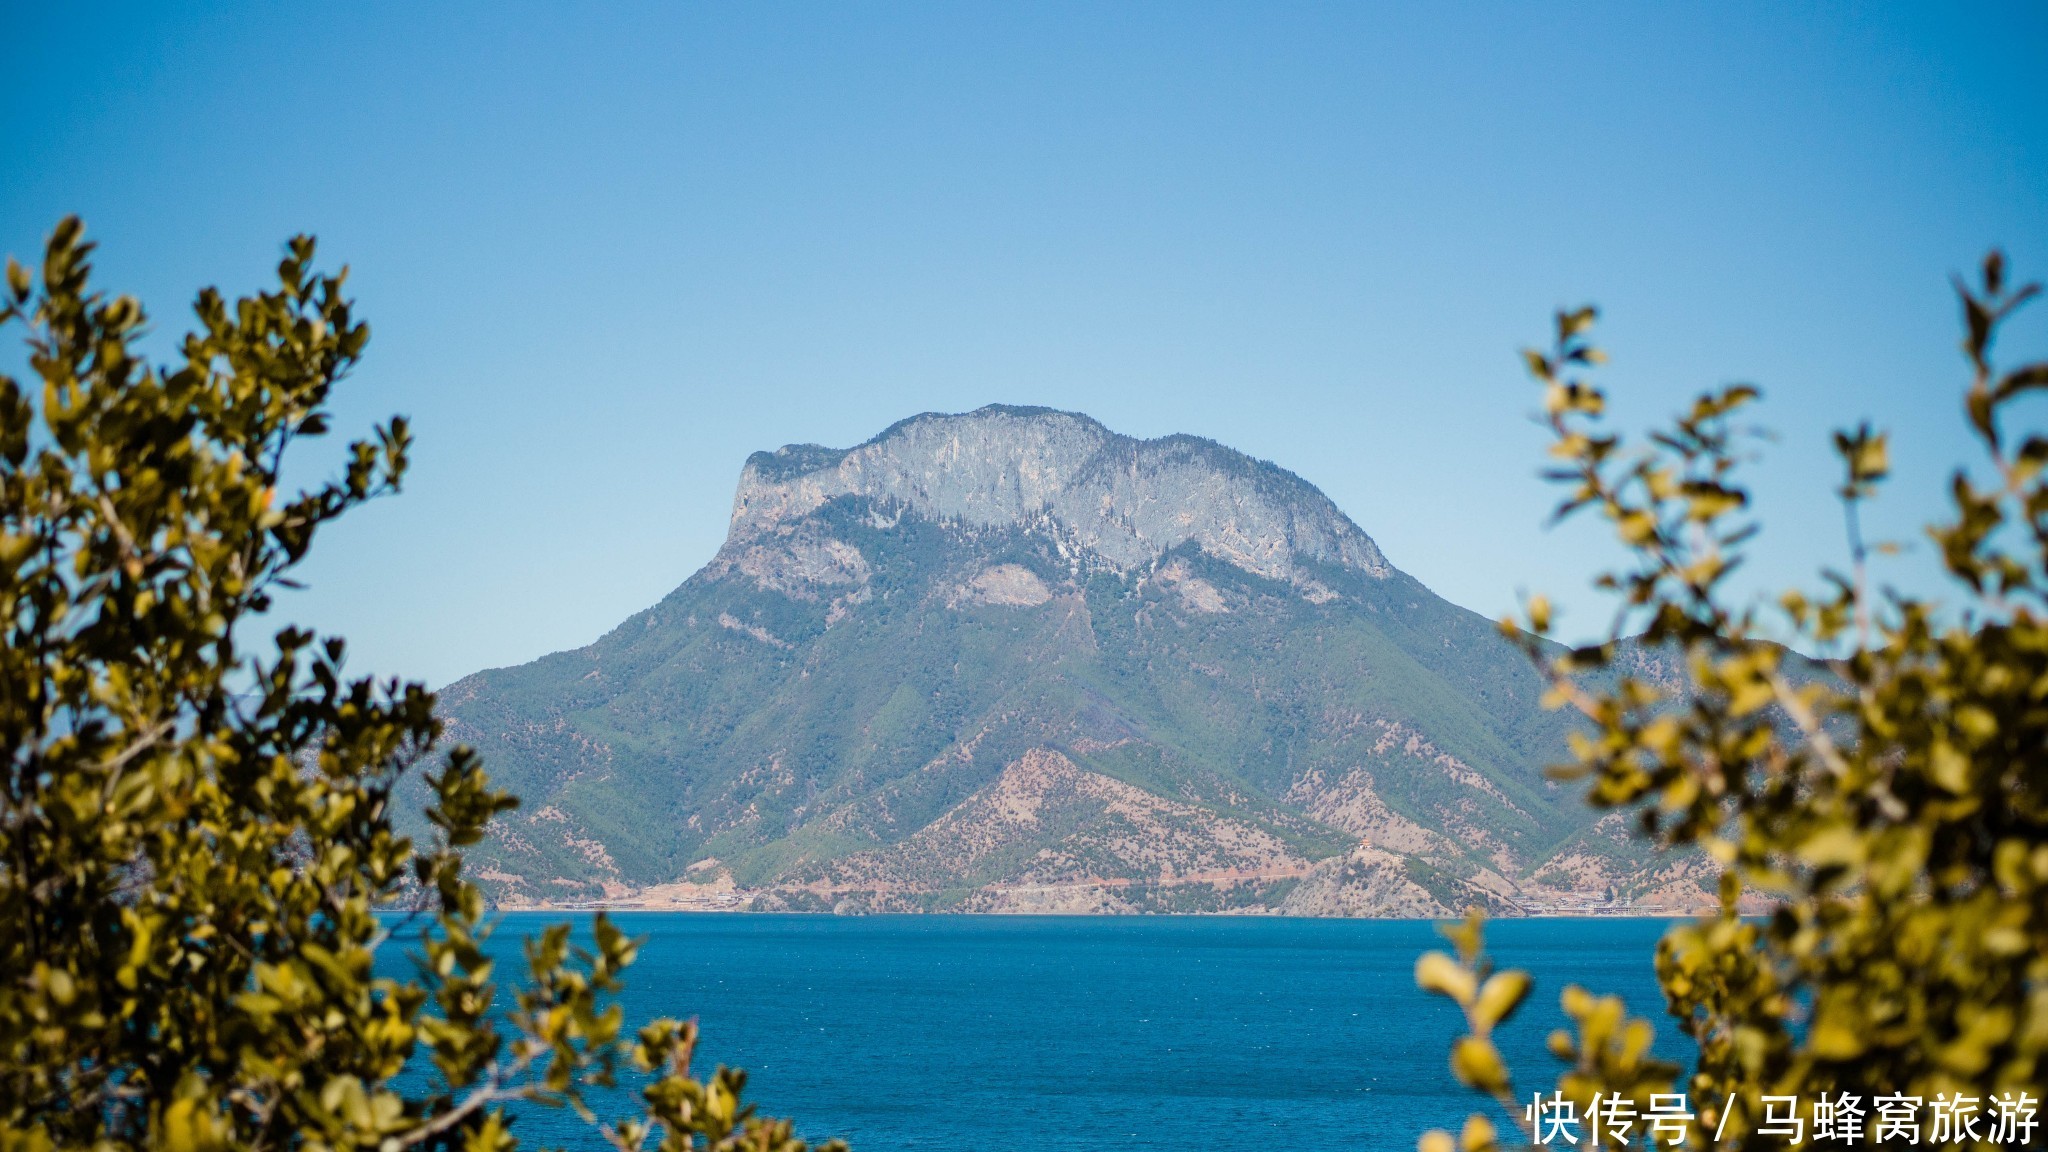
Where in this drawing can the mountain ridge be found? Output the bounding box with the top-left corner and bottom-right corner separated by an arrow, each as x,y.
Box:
725,404 -> 1389,588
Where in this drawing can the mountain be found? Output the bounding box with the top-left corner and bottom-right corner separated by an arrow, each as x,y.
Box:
435,405 -> 1715,915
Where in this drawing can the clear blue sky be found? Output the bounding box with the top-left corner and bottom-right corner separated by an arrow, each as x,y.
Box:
4,3 -> 2045,686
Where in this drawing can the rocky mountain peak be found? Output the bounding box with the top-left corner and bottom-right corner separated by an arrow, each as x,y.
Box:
443,404 -> 1703,919
724,405 -> 1390,585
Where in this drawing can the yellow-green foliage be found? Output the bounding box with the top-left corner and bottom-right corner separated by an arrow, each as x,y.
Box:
0,219 -> 830,1152
1419,253 -> 2048,1150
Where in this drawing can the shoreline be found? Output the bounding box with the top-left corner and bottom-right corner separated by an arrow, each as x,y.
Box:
483,902 -> 1712,920
480,867 -> 1723,920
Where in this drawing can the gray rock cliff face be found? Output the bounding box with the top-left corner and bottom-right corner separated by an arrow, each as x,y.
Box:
720,405 -> 1390,587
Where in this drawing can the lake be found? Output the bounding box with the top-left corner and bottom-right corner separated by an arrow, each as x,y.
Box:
392,913 -> 1680,1151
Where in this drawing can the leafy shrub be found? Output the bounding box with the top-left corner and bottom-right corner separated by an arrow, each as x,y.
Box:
1418,253 -> 2048,1151
0,219 -> 829,1152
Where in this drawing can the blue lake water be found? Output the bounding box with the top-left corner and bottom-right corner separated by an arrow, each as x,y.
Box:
389,914 -> 1679,1151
